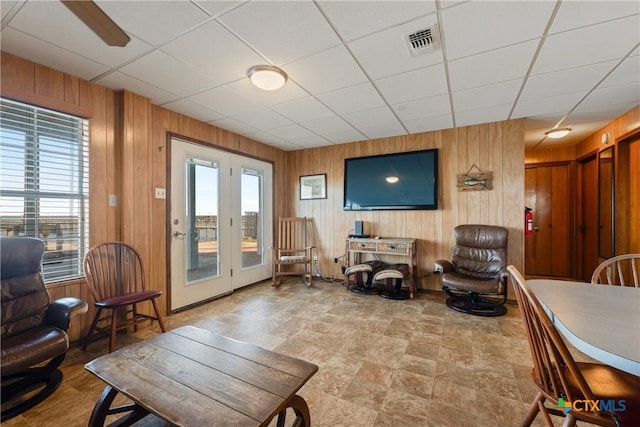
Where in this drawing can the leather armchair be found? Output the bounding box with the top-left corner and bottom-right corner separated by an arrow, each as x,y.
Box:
435,224 -> 509,316
1,237 -> 88,420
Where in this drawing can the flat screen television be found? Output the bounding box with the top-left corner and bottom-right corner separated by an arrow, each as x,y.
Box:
344,149 -> 438,211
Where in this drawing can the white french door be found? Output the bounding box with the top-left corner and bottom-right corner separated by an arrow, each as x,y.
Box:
170,139 -> 272,311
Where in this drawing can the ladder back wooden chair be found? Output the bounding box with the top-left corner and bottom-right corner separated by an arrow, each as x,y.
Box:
590,253 -> 640,287
507,265 -> 640,427
83,242 -> 166,353
272,217 -> 315,287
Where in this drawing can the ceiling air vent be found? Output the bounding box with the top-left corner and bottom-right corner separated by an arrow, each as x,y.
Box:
405,27 -> 434,56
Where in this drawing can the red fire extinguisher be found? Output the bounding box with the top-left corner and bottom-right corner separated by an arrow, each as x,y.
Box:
525,207 -> 533,236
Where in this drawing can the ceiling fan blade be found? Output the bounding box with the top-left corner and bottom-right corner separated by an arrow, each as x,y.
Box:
61,0 -> 130,47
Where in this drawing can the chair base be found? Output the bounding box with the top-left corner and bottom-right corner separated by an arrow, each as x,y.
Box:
350,284 -> 380,295
1,354 -> 65,421
445,296 -> 507,317
380,288 -> 410,300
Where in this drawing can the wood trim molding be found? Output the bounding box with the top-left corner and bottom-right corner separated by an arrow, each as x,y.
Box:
1,83 -> 93,118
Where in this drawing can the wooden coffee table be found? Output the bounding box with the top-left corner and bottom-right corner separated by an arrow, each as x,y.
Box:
85,326 -> 318,426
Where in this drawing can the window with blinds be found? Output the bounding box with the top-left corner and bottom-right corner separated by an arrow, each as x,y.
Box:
0,98 -> 89,283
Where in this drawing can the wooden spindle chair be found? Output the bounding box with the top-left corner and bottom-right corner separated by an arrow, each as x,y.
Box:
272,217 -> 315,287
590,253 -> 640,287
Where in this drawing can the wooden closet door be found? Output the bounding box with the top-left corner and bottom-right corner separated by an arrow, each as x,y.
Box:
578,155 -> 599,281
525,163 -> 572,277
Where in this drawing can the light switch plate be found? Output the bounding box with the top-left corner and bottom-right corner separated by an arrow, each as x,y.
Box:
108,194 -> 118,206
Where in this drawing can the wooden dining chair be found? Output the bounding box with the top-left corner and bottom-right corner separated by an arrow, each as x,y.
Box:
590,253 -> 640,287
272,217 -> 315,287
83,242 -> 166,353
507,265 -> 640,427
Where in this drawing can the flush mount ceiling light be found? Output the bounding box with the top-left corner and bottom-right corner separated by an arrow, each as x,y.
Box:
385,176 -> 400,183
545,127 -> 572,139
248,65 -> 287,91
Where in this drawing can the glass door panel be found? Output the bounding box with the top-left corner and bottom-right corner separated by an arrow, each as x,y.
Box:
241,168 -> 263,269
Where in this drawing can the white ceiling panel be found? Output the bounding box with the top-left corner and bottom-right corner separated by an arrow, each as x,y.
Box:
272,97 -> 334,123
448,40 -> 539,92
95,72 -> 179,106
521,61 -> 618,101
550,1 -> 640,35
0,28 -> 109,81
1,0 -> 638,150
162,99 -> 225,123
187,85 -> 260,117
452,79 -> 523,113
375,64 -> 448,104
317,0 -> 436,42
393,94 -> 451,121
96,0 -> 210,46
219,1 -> 340,65
533,15 -> 640,75
120,51 -> 219,97
162,20 -> 265,83
316,83 -> 386,115
441,0 -> 555,60
7,1 -> 151,68
348,15 -> 443,80
284,45 -> 368,95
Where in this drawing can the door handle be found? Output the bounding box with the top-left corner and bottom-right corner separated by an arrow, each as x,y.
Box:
173,231 -> 186,239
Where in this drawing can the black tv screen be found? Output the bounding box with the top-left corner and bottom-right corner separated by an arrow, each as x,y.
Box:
344,149 -> 438,211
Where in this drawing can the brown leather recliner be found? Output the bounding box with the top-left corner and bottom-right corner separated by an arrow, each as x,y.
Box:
1,237 -> 88,420
435,224 -> 509,316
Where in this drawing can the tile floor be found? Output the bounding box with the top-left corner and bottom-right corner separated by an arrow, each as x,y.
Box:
4,278 -> 585,426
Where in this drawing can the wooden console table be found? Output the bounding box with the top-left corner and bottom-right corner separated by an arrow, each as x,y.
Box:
85,326 -> 318,426
345,237 -> 417,298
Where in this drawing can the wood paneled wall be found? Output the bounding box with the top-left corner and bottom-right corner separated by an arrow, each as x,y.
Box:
287,120 -> 525,292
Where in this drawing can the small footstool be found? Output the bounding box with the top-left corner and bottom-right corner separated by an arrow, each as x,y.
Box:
344,260 -> 386,294
375,263 -> 410,300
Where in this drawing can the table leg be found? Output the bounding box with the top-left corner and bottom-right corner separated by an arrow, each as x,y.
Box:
89,385 -> 150,427
274,394 -> 311,427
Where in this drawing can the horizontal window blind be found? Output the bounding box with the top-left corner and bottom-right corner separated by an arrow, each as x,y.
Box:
0,98 -> 89,283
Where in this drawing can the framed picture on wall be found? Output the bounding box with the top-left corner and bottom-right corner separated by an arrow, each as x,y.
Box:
300,173 -> 327,200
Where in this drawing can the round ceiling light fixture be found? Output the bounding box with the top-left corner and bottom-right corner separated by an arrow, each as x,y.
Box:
545,127 -> 572,139
385,176 -> 400,183
248,65 -> 287,91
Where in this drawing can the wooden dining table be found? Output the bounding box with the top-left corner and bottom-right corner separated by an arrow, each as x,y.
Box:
85,325 -> 319,426
528,279 -> 640,376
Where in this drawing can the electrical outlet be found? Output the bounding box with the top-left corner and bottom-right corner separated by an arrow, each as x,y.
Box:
155,187 -> 166,199
334,257 -> 338,263
313,256 -> 318,264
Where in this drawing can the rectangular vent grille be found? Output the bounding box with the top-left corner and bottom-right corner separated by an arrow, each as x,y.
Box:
406,27 -> 434,56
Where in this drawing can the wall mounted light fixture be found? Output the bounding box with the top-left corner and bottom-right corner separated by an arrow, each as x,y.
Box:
248,65 -> 287,91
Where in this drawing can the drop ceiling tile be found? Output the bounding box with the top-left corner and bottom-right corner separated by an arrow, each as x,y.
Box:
300,115 -> 355,135
393,94 -> 451,121
342,106 -> 398,128
226,78 -> 308,106
358,122 -> 407,140
95,72 -> 179,105
266,124 -> 316,140
96,0 -> 209,46
348,15 -> 443,80
576,83 -> 640,111
290,135 -> 333,148
232,108 -> 293,130
599,55 -> 640,89
243,131 -> 289,147
193,1 -> 245,17
283,45 -> 368,94
550,1 -> 640,34
316,83 -> 386,115
521,60 -> 618,101
454,104 -> 512,128
568,102 -> 639,124
402,113 -> 454,134
375,63 -> 448,104
512,91 -> 588,119
219,1 -> 340,65
525,114 -> 567,131
452,79 -> 522,113
1,1 -> 18,20
533,15 -> 640,75
271,97 -> 334,123
322,129 -> 367,145
317,0 -> 436,42
120,51 -> 219,97
162,99 -> 224,123
7,1 -> 152,68
188,85 -> 261,117
209,118 -> 258,136
448,40 -> 539,92
162,20 -> 264,83
0,28 -> 109,81
440,0 -> 554,60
